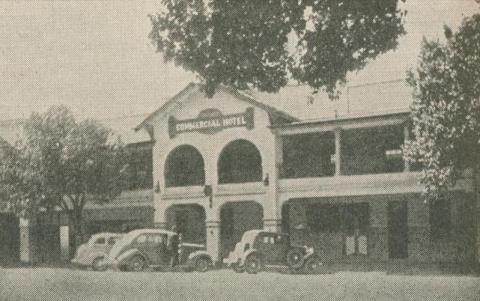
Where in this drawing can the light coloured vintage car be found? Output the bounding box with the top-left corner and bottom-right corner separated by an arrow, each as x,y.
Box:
71,232 -> 124,271
224,230 -> 322,274
102,229 -> 213,272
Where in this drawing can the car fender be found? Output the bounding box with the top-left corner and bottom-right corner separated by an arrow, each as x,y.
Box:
303,252 -> 317,261
239,249 -> 260,266
86,251 -> 108,265
187,250 -> 212,266
116,248 -> 145,264
224,242 -> 243,265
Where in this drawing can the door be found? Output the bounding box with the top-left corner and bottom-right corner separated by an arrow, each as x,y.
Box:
343,203 -> 369,256
388,201 -> 408,259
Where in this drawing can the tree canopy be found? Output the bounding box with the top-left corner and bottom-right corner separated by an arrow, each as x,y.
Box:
404,14 -> 480,200
0,106 -> 128,243
149,0 -> 406,97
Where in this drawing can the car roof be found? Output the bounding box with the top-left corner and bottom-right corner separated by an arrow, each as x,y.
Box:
243,230 -> 287,237
128,228 -> 176,236
90,232 -> 123,239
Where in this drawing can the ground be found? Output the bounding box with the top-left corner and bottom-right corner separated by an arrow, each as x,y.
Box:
0,268 -> 479,301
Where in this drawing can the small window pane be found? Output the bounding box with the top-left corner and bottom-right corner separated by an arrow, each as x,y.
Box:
136,235 -> 147,244
94,237 -> 105,245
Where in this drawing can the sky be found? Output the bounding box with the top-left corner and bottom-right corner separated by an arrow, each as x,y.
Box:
0,0 -> 479,121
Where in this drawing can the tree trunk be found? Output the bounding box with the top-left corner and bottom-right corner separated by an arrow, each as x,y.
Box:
474,162 -> 480,266
69,209 -> 85,257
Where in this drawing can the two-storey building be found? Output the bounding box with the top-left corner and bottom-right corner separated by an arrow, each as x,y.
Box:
136,80 -> 477,267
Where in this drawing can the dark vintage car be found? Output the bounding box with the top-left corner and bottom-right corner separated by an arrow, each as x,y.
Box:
224,230 -> 322,274
102,229 -> 213,272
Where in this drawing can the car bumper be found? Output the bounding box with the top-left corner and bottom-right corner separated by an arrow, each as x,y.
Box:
71,258 -> 88,267
101,258 -> 122,271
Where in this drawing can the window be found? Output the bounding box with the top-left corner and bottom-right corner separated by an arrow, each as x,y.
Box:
107,237 -> 118,245
126,146 -> 153,190
165,145 -> 205,187
94,237 -> 105,245
151,234 -> 167,245
430,198 -> 451,240
218,140 -> 262,184
281,132 -> 335,179
306,204 -> 341,233
342,125 -> 404,175
136,235 -> 147,244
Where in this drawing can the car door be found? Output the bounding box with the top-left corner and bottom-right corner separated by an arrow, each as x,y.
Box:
140,234 -> 164,265
92,236 -> 106,255
255,233 -> 280,265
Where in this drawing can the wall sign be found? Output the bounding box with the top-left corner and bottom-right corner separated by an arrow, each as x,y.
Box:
168,107 -> 254,138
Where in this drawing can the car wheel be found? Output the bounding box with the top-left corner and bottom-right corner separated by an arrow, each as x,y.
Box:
129,256 -> 146,272
232,262 -> 245,273
195,257 -> 211,272
304,256 -> 322,274
286,249 -> 305,270
245,255 -> 263,274
92,257 -> 106,272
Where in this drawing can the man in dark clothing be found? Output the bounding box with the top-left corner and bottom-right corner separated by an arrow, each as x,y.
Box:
170,226 -> 180,267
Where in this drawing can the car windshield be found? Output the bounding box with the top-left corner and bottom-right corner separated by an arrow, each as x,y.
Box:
108,232 -> 140,258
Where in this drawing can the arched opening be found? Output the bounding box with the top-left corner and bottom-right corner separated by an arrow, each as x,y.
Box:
166,204 -> 206,244
218,139 -> 262,184
164,145 -> 205,187
220,201 -> 263,258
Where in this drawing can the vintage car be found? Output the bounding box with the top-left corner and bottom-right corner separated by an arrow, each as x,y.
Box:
102,229 -> 213,272
224,230 -> 322,274
71,232 -> 124,271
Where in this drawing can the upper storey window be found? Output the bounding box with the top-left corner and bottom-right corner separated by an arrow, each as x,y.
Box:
165,145 -> 205,187
341,125 -> 404,175
218,139 -> 262,184
281,132 -> 335,179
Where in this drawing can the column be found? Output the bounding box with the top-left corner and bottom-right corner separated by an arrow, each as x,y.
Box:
154,201 -> 168,229
205,220 -> 221,264
264,134 -> 282,232
19,218 -> 31,263
335,128 -> 342,176
403,124 -> 410,172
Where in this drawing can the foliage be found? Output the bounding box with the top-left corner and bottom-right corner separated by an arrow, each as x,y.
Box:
0,106 -> 128,242
149,0 -> 406,97
404,14 -> 480,200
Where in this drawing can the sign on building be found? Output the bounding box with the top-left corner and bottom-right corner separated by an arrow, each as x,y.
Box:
168,107 -> 254,138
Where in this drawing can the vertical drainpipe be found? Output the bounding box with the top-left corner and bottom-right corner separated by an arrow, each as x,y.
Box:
335,128 -> 342,177
403,124 -> 410,173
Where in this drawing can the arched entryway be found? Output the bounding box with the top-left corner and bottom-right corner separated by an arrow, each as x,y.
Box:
164,145 -> 205,187
220,201 -> 263,258
218,139 -> 262,184
166,204 -> 206,244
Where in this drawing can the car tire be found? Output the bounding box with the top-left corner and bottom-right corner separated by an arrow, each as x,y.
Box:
195,257 -> 211,272
128,255 -> 146,272
304,256 -> 322,274
286,249 -> 305,270
92,257 -> 106,272
245,254 -> 263,274
232,262 -> 245,273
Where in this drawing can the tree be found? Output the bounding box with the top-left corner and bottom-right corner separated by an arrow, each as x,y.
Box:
0,106 -> 128,251
149,0 -> 406,97
403,14 -> 480,201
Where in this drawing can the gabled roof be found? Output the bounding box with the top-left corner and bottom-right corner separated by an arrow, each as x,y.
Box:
135,83 -> 299,131
136,79 -> 413,131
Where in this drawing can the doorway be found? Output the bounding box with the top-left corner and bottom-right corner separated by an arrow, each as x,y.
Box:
220,201 -> 263,258
388,201 -> 408,259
